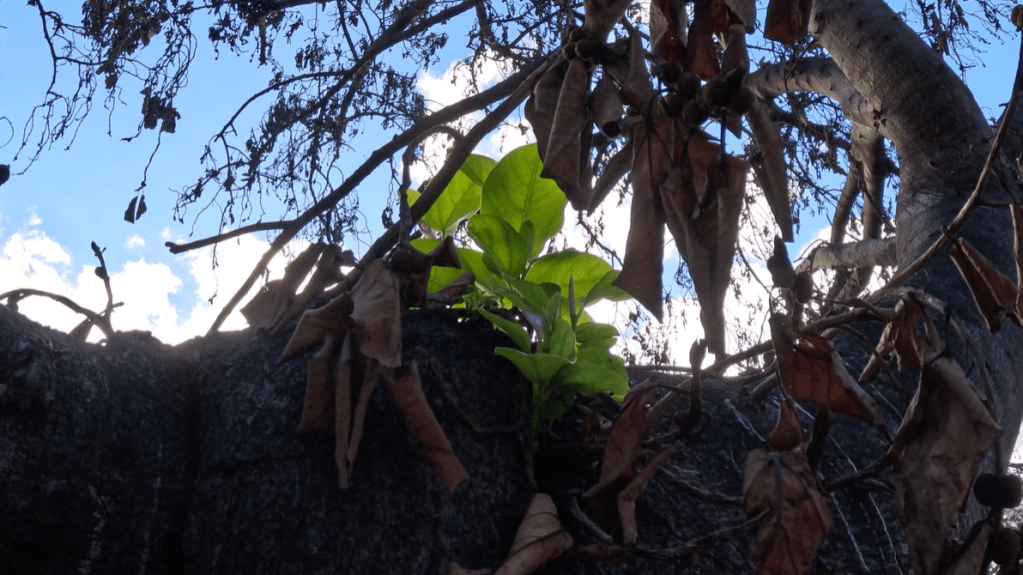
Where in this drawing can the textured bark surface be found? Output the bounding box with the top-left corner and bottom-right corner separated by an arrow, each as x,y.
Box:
1,303 -> 916,574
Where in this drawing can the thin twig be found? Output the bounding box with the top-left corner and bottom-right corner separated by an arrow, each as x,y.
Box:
631,510 -> 768,560
204,55 -> 547,335
1,289 -> 117,340
165,220 -> 292,254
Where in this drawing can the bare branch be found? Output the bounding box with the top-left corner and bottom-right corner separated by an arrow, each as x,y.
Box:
797,237 -> 897,272
747,57 -> 877,128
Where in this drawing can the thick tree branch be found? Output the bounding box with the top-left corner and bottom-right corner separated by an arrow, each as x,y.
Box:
747,57 -> 877,128
797,237 -> 897,272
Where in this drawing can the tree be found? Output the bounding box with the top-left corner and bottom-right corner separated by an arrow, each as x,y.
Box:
4,0 -> 1023,573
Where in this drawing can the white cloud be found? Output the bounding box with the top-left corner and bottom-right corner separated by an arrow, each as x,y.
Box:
1,217 -> 309,345
125,234 -> 145,249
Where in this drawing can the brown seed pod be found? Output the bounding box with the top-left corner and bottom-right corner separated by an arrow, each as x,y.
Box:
792,271 -> 814,304
575,38 -> 600,61
990,528 -> 1021,566
974,473 -> 1023,508
658,61 -> 683,84
677,72 -> 702,99
727,86 -> 755,117
1012,5 -> 1023,30
562,42 -> 578,60
568,27 -> 587,42
682,98 -> 710,126
662,92 -> 685,117
699,77 -> 730,108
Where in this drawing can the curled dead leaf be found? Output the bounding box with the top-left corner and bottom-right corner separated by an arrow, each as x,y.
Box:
495,493 -> 574,575
766,398 -> 804,452
582,0 -> 632,40
747,97 -> 793,241
277,292 -> 355,364
949,236 -> 1020,332
618,445 -> 678,544
350,259 -> 402,368
744,448 -> 832,575
770,314 -> 886,429
890,354 -> 1002,575
382,360 -> 469,491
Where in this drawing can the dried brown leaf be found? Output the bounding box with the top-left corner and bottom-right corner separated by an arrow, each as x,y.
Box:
723,0 -> 756,30
720,22 -> 748,74
588,139 -> 633,212
890,354 -> 1002,575
448,564 -> 492,575
495,493 -> 574,575
748,97 -> 793,241
620,30 -> 655,106
686,0 -> 721,79
526,57 -> 567,163
661,133 -> 745,355
744,449 -> 832,575
350,258 -> 402,368
770,314 -> 886,428
271,245 -> 350,334
1014,204 -> 1023,316
590,73 -> 624,137
334,333 -> 357,489
618,445 -> 678,544
583,389 -> 656,526
578,543 -> 631,563
542,58 -> 591,210
254,242 -> 325,329
949,237 -> 1020,332
343,354 -> 381,488
582,0 -> 632,40
613,108 -> 673,320
859,296 -> 926,382
277,292 -> 355,364
766,236 -> 796,289
764,0 -> 813,45
382,360 -> 470,491
241,279 -> 285,330
649,0 -> 688,63
767,398 -> 804,452
297,334 -> 342,433
432,271 -> 477,301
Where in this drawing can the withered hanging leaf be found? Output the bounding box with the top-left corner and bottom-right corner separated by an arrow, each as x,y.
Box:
686,0 -> 721,79
582,0 -> 632,40
613,109 -> 673,321
69,316 -> 95,342
766,236 -> 796,289
744,449 -> 832,575
526,56 -> 568,166
943,522 -> 993,575
764,0 -> 813,45
1013,204 -> 1023,316
618,445 -> 678,544
431,271 -> 476,302
448,564 -> 492,575
649,0 -> 688,64
350,258 -> 403,368
269,246 -> 350,334
949,236 -> 1020,332
124,196 -> 138,224
890,354 -> 1002,575
335,334 -> 383,490
661,134 -> 745,356
583,389 -> 656,526
723,0 -> 756,30
748,97 -> 793,241
590,73 -> 624,138
382,360 -> 469,491
297,334 -> 343,433
619,30 -> 655,107
246,243 -> 327,331
767,398 -> 805,452
277,292 -> 355,363
720,23 -> 748,75
542,58 -> 592,210
588,139 -> 633,212
859,296 -> 926,382
494,493 -> 574,575
770,314 -> 886,428
136,194 -> 148,221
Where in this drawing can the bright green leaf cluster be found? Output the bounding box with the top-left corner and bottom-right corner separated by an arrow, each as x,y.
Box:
411,144 -> 632,441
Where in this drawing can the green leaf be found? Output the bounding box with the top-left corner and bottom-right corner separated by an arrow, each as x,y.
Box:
558,358 -> 629,398
546,317 -> 577,359
526,251 -> 628,310
519,219 -> 536,260
481,144 -> 566,257
480,310 -> 532,353
576,322 -> 619,345
408,169 -> 482,237
584,269 -> 632,305
459,153 -> 497,188
494,348 -> 571,386
468,214 -> 528,278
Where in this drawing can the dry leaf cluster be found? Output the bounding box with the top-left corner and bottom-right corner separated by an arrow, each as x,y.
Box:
524,0 -> 797,357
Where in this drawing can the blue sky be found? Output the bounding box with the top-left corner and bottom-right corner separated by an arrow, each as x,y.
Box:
1,3 -> 1019,358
